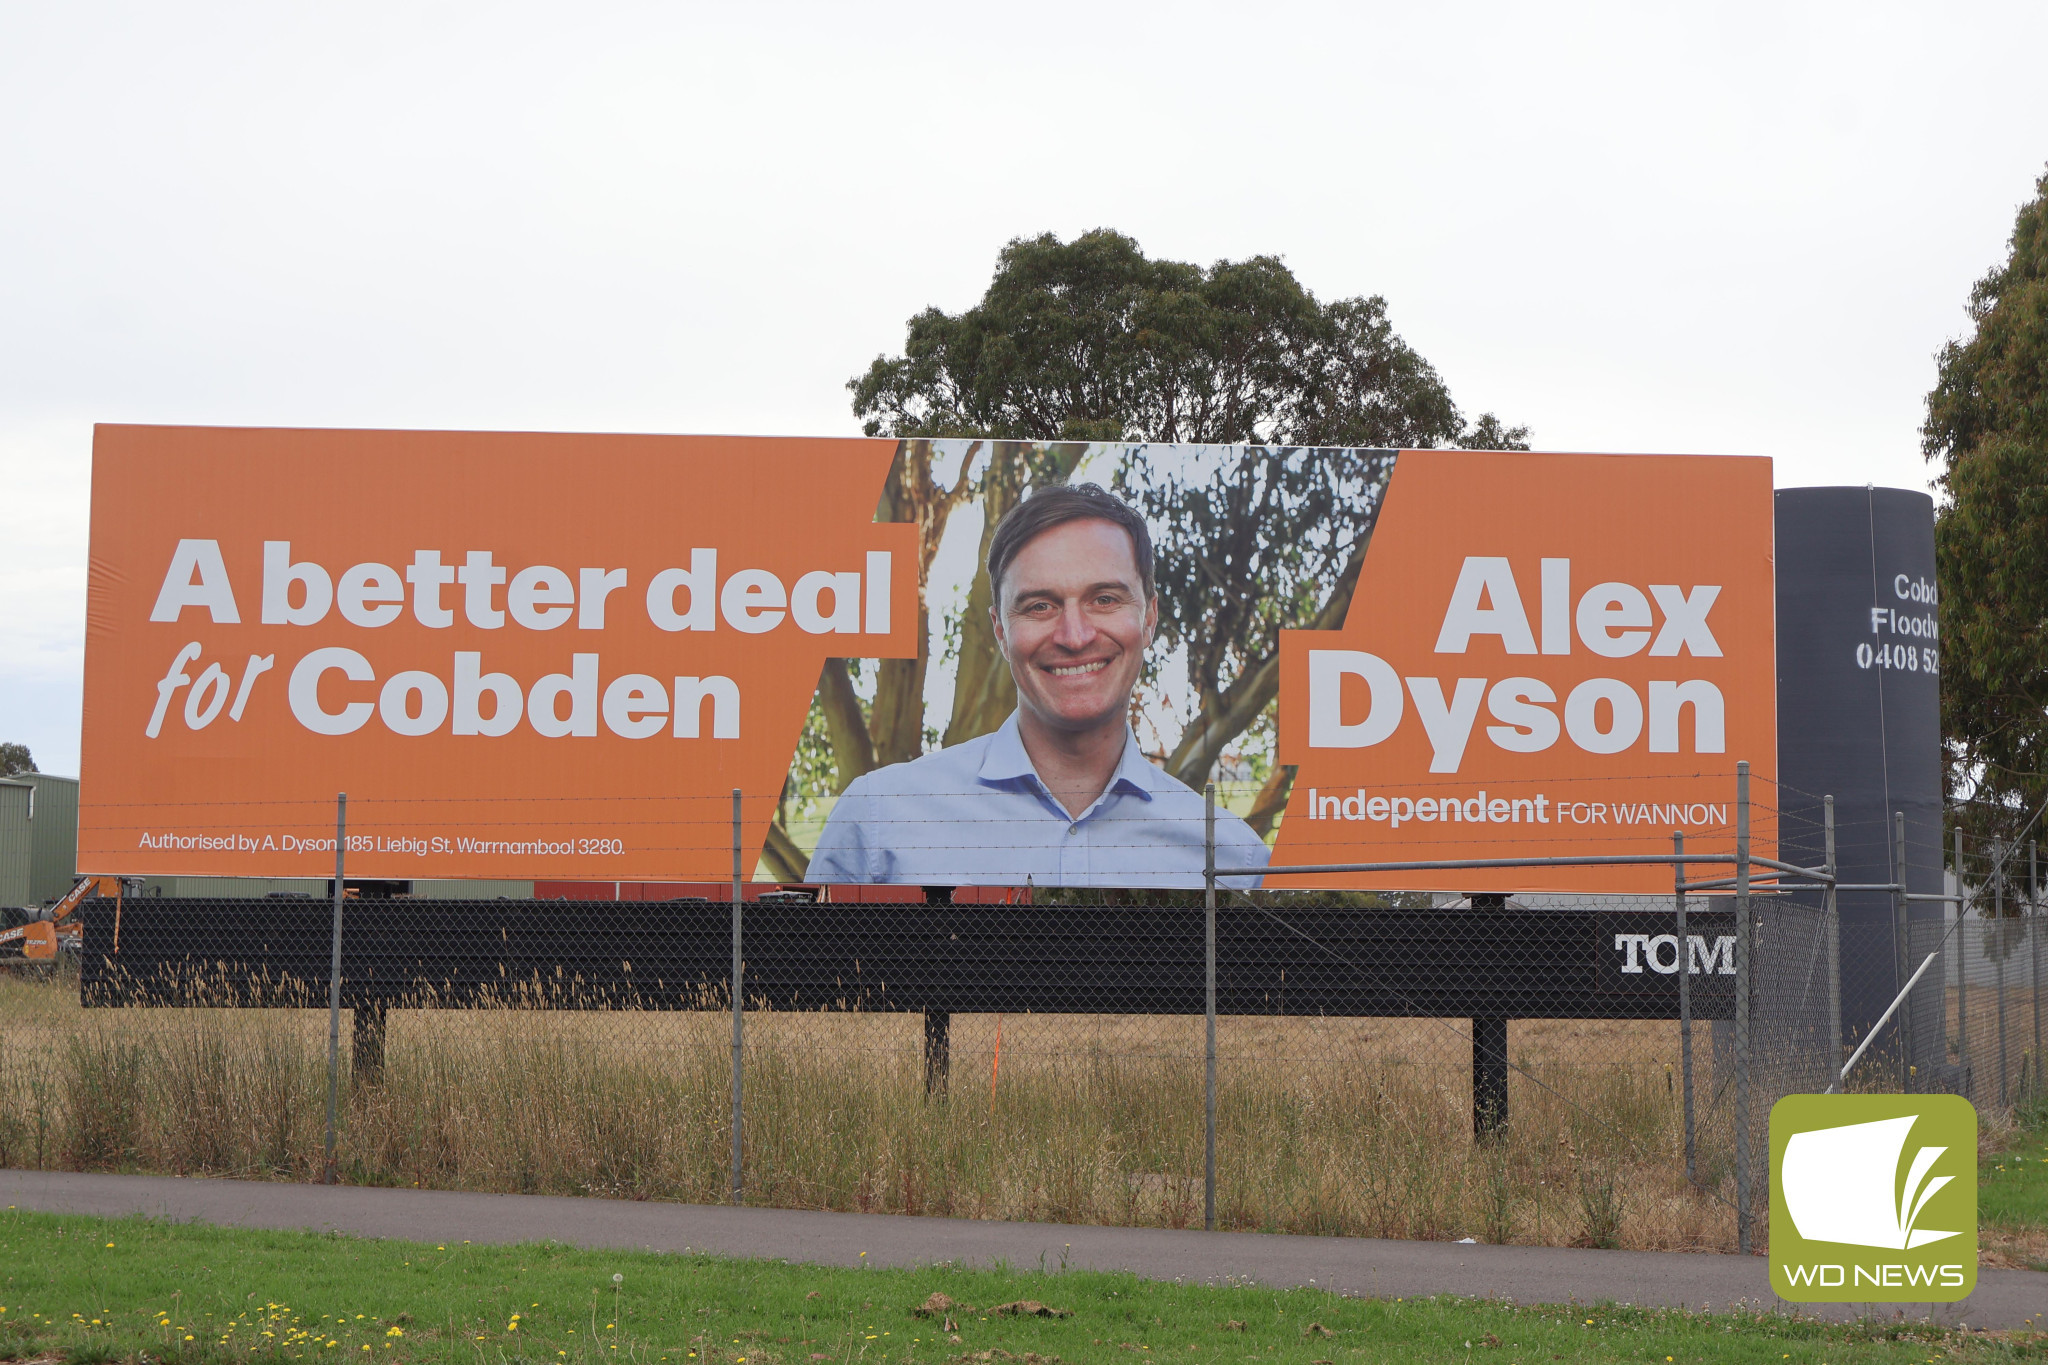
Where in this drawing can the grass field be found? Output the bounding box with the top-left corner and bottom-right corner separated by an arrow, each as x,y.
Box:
0,971 -> 1753,1252
0,1207 -> 2025,1365
1979,1093 -> 2048,1269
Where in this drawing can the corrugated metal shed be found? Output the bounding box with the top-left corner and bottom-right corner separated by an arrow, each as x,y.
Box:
140,876 -> 325,898
23,773 -> 78,904
0,781 -> 29,907
413,880 -> 536,899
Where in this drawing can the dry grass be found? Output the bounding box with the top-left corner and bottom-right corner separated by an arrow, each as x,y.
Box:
1942,978 -> 2047,1107
1978,1223 -> 2048,1269
0,970 -> 1748,1251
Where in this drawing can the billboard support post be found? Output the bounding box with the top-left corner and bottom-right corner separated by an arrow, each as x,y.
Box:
1203,781 -> 1217,1234
731,787 -> 743,1206
323,791 -> 346,1187
1825,796 -> 1842,1080
1734,760 -> 1752,1256
1674,831 -> 1695,1185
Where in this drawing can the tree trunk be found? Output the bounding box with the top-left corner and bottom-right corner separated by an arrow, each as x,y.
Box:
943,445 -> 1026,747
760,817 -> 810,883
816,439 -> 977,774
818,659 -> 877,792
942,560 -> 1016,747
868,609 -> 930,766
1245,761 -> 1295,839
1167,655 -> 1283,786
1163,533 -> 1371,786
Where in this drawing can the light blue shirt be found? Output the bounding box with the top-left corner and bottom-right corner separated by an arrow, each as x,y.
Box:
805,712 -> 1269,889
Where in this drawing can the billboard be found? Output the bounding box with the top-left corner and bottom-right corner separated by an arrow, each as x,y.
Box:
1274,449 -> 1776,890
81,427 -> 1776,891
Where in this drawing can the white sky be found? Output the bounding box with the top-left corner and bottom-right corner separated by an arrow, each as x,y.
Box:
3,1 -> 2045,776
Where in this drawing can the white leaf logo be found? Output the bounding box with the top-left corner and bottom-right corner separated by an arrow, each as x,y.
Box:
1781,1114 -> 1959,1250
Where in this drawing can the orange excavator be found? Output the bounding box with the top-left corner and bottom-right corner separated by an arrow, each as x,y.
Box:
0,875 -> 133,965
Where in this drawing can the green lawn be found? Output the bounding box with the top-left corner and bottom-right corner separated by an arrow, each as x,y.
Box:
1982,1130 -> 2048,1232
0,1208 -> 2027,1365
1980,1099 -> 2048,1271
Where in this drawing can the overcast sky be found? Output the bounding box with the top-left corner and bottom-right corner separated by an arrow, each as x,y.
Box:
3,2 -> 2044,776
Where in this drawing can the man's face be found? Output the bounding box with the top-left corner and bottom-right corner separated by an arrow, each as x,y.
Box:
992,517 -> 1157,737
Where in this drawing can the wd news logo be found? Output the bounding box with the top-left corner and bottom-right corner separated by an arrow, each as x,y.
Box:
1769,1095 -> 1976,1302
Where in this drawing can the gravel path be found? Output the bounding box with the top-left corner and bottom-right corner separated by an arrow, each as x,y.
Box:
4,1170 -> 2042,1329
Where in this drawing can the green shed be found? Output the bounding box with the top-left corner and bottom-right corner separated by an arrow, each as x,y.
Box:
22,773 -> 78,904
0,781 -> 28,907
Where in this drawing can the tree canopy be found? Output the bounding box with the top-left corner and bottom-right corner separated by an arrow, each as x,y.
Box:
849,229 -> 1508,449
1925,169 -> 2048,848
0,742 -> 32,779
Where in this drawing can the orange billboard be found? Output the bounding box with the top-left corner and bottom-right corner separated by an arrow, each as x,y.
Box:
1272,449 -> 1775,890
81,426 -> 919,880
81,430 -> 1773,891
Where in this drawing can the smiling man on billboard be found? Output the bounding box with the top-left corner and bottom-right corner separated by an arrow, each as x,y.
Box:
807,483 -> 1270,888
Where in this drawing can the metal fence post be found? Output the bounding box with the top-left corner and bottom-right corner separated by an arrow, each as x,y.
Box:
1674,831 -> 1695,1185
323,792 -> 346,1186
1956,826 -> 1970,1099
1734,760 -> 1752,1256
2034,840 -> 2041,1097
1897,812 -> 1912,1090
1825,796 -> 1842,1083
731,787 -> 744,1206
1203,781 -> 1217,1234
1997,844 -> 2010,1109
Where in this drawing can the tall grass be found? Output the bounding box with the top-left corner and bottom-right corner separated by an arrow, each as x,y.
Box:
0,970 -> 1743,1250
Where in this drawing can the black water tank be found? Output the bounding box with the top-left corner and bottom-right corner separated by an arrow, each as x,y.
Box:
1775,486 -> 1943,1055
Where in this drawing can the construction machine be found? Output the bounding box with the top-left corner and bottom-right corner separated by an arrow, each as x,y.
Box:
0,875 -> 134,965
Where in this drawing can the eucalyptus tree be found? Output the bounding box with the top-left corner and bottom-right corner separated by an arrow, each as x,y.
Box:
1925,170 -> 2048,860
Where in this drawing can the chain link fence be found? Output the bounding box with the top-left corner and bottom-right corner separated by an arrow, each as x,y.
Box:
0,769 -> 2004,1254
1904,830 -> 2046,1114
